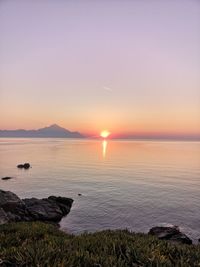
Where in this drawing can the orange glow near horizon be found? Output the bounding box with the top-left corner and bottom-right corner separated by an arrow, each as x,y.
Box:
1,1 -> 200,141
100,130 -> 111,138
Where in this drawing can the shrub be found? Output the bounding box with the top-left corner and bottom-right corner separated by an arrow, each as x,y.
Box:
0,222 -> 200,266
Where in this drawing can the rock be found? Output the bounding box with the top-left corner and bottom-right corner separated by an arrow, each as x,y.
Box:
48,196 -> 73,214
22,196 -> 73,222
0,189 -> 24,210
17,164 -> 24,168
78,193 -> 82,196
17,163 -> 31,169
0,189 -> 27,222
1,177 -> 13,180
0,208 -> 9,224
148,226 -> 192,245
23,198 -> 64,222
24,163 -> 30,169
0,189 -> 73,224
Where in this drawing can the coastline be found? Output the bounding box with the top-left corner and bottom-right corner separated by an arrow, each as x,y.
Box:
0,139 -> 199,243
0,182 -> 199,266
0,189 -> 196,245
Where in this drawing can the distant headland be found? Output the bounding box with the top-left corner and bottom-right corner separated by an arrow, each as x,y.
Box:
0,124 -> 84,138
0,124 -> 199,141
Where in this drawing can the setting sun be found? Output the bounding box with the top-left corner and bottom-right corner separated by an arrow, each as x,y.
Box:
100,130 -> 111,138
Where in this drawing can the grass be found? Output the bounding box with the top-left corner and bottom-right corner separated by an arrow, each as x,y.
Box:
0,222 -> 200,266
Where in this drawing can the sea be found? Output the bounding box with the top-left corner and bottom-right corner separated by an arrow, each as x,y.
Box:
0,138 -> 199,242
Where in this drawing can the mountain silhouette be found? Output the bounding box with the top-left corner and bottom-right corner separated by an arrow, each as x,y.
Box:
0,124 -> 84,138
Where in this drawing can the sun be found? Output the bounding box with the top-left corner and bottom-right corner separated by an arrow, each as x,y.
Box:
100,130 -> 111,139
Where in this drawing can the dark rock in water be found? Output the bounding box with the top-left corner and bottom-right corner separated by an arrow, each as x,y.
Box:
1,177 -> 13,180
78,193 -> 82,196
23,198 -> 64,222
0,189 -> 73,225
23,196 -> 73,222
148,226 -> 192,245
24,163 -> 30,169
17,164 -> 24,168
48,196 -> 73,214
17,163 -> 31,169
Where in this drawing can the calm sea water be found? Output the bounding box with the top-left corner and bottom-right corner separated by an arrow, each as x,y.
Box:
0,138 -> 199,242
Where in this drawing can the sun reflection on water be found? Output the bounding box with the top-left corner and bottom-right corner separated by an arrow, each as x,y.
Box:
102,140 -> 107,158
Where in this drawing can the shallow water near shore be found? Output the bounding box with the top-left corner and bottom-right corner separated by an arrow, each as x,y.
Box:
0,138 -> 199,242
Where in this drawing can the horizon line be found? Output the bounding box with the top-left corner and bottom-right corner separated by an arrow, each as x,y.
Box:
0,123 -> 200,140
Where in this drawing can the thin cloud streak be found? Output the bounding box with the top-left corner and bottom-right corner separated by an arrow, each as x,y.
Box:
103,86 -> 112,92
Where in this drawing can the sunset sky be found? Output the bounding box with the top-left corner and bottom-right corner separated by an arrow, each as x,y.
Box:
0,0 -> 200,138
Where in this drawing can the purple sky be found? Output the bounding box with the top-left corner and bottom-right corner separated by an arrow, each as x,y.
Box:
0,0 -> 200,137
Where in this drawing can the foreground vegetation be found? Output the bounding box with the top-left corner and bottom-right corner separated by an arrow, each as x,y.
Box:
0,222 -> 200,267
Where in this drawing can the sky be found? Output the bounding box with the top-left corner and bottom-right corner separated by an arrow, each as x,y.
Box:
0,0 -> 200,138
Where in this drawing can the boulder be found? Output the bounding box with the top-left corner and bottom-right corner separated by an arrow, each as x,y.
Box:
48,196 -> 73,214
0,189 -> 28,222
23,198 -> 63,222
1,177 -> 13,180
148,226 -> 192,245
0,208 -> 9,224
0,189 -> 73,224
17,163 -> 30,169
0,189 -> 24,210
24,163 -> 30,169
17,164 -> 24,168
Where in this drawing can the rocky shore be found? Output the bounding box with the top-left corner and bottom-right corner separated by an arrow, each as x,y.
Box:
0,189 -> 73,224
0,188 -> 194,245
148,225 -> 192,245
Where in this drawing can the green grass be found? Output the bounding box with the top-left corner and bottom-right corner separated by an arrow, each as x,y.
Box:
0,222 -> 200,266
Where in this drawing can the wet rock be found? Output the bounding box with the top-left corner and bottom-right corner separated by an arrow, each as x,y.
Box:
148,226 -> 192,245
17,163 -> 30,169
24,163 -> 30,169
1,177 -> 13,180
0,189 -> 73,224
17,164 -> 24,168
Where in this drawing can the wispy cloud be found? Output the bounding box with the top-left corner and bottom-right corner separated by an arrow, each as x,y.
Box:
103,86 -> 112,92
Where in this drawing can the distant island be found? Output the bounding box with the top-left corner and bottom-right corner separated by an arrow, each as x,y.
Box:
0,124 -> 84,138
